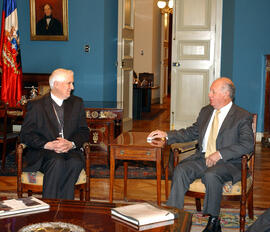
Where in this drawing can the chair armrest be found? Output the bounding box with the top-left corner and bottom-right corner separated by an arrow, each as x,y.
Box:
170,140 -> 198,167
241,152 -> 254,170
244,151 -> 254,162
16,143 -> 28,198
18,143 -> 27,150
240,152 -> 255,191
16,143 -> 27,159
83,142 -> 90,152
16,143 -> 27,177
171,140 -> 198,153
82,142 -> 91,178
82,142 -> 91,161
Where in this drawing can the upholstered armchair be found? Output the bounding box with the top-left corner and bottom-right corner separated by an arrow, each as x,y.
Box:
165,114 -> 257,232
17,142 -> 91,201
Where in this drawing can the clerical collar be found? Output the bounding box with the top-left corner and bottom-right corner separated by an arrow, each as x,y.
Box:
51,92 -> 63,106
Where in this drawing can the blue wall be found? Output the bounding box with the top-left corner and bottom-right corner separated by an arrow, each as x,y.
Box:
103,0 -> 118,101
2,0 -> 269,131
12,0 -> 118,101
221,0 -> 234,79
222,0 -> 270,132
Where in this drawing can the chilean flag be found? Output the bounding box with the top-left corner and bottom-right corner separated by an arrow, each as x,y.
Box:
0,0 -> 22,107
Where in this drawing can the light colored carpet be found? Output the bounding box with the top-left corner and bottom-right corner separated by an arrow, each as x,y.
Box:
185,204 -> 263,232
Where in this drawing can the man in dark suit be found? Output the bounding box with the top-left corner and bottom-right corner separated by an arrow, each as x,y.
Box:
20,68 -> 89,200
148,77 -> 254,232
36,3 -> 63,35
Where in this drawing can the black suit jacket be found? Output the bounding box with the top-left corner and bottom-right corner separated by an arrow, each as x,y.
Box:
20,93 -> 90,171
36,16 -> 63,35
167,104 -> 254,181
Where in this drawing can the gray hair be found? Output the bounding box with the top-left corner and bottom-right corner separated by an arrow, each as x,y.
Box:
49,68 -> 74,89
221,78 -> 235,100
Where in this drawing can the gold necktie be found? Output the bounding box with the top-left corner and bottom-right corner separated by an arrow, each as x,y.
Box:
205,110 -> 220,158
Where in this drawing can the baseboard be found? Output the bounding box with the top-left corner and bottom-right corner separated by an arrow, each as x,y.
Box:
123,117 -> 133,132
256,132 -> 263,142
151,97 -> 160,104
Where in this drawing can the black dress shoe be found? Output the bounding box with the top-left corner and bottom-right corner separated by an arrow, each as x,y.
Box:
202,216 -> 222,232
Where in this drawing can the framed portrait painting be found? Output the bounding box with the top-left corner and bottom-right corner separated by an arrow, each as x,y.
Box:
30,0 -> 68,41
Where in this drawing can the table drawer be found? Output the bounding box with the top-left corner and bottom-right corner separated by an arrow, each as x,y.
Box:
113,147 -> 156,159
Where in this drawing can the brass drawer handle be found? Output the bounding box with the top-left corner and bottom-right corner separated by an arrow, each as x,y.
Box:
119,151 -> 151,155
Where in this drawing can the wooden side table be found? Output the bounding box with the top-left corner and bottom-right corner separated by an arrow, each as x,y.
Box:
109,132 -> 165,205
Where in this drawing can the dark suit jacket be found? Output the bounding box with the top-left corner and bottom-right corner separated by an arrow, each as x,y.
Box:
20,93 -> 90,171
167,104 -> 254,181
36,16 -> 63,35
246,207 -> 270,232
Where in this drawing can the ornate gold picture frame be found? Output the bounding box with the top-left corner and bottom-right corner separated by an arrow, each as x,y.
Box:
30,0 -> 68,41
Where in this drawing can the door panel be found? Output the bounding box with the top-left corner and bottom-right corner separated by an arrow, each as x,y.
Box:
179,0 -> 210,29
171,0 -> 222,129
172,70 -> 209,128
117,0 -> 134,131
160,13 -> 170,104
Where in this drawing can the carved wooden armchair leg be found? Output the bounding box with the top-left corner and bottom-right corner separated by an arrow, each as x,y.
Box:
195,198 -> 202,211
248,189 -> 254,219
84,142 -> 91,201
80,189 -> 84,201
239,155 -> 248,232
240,199 -> 246,232
16,143 -> 24,198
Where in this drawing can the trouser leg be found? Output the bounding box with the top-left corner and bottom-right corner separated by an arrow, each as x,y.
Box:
167,157 -> 206,210
201,161 -> 239,216
41,151 -> 84,200
60,152 -> 84,199
41,154 -> 65,199
201,171 -> 224,216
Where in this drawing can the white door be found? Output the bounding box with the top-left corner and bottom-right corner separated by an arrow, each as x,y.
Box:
160,13 -> 170,104
117,0 -> 135,131
170,0 -> 222,129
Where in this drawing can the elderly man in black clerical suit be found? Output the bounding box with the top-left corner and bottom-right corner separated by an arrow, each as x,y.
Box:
36,3 -> 63,35
148,77 -> 254,232
20,68 -> 89,200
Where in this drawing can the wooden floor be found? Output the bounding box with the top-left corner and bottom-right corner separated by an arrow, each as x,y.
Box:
1,97 -> 270,209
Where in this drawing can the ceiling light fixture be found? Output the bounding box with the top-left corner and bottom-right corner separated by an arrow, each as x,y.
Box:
157,1 -> 166,9
157,0 -> 173,14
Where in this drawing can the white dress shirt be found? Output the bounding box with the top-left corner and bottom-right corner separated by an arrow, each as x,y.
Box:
202,101 -> 232,157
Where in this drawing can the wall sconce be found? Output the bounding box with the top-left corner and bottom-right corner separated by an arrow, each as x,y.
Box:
157,0 -> 173,14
